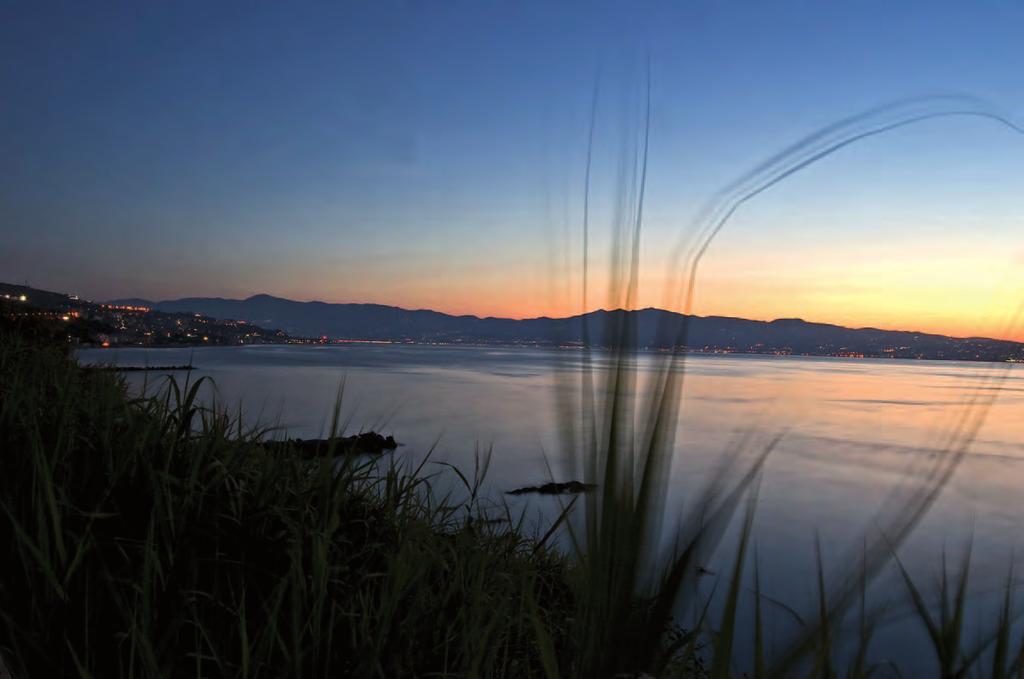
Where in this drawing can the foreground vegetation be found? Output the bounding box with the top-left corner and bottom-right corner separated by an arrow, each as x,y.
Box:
0,322 -> 580,677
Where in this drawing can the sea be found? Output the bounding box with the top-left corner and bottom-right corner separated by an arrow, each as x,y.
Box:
76,343 -> 1024,674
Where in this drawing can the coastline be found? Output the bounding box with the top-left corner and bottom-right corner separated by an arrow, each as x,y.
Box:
79,338 -> 1024,365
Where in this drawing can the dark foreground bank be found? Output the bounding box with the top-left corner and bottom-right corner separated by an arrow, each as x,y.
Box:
0,319 -> 589,677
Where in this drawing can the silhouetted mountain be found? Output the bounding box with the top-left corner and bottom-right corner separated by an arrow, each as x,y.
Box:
110,293 -> 1024,362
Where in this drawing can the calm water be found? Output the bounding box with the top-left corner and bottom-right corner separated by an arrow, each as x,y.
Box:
77,344 -> 1024,672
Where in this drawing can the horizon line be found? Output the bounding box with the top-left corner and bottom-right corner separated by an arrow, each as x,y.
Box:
4,280 -> 1018,345
101,289 -> 1021,345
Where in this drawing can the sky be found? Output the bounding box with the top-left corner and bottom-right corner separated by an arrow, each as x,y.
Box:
4,1 -> 1024,339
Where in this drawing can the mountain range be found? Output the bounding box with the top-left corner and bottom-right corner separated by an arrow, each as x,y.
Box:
110,293 -> 1024,362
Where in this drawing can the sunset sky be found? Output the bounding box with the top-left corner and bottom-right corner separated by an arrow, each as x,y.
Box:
4,2 -> 1024,339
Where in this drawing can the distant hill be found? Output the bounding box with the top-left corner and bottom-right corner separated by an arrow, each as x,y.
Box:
110,293 -> 1024,362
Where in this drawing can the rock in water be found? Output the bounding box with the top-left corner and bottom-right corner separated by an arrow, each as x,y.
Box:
506,481 -> 597,495
264,432 -> 398,458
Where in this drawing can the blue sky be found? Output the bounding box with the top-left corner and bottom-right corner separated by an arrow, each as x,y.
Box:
3,1 -> 1024,334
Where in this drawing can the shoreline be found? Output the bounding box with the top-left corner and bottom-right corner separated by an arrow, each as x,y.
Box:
78,340 -> 1023,366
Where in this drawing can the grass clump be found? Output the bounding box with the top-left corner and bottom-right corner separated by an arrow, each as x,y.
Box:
0,324 -> 576,678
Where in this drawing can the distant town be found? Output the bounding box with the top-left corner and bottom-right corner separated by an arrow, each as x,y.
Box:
1,283 -> 292,347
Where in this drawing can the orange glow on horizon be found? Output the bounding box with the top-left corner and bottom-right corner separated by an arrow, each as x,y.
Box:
285,277 -> 1024,343
270,242 -> 1024,343
181,230 -> 1024,343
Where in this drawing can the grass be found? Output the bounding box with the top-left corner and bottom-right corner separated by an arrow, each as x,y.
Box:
543,89 -> 1024,678
0,321 -> 578,678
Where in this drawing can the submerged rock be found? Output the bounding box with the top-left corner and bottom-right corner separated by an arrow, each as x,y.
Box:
265,431 -> 398,458
506,481 -> 597,496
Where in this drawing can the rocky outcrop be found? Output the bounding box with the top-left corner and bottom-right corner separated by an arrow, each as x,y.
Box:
507,481 -> 597,495
264,432 -> 398,458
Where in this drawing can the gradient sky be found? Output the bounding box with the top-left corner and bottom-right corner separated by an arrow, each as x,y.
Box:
4,1 -> 1024,339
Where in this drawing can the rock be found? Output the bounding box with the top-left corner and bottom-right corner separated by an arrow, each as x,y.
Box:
264,431 -> 398,458
506,480 -> 597,496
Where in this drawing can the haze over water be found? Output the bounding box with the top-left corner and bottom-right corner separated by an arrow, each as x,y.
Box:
78,343 -> 1024,673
